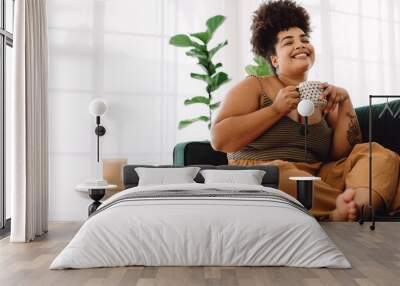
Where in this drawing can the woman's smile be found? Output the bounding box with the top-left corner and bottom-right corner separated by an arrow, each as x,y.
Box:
291,49 -> 311,59
292,53 -> 309,59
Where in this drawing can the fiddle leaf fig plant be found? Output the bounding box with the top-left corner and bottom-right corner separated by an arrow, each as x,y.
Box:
169,15 -> 230,130
245,55 -> 273,76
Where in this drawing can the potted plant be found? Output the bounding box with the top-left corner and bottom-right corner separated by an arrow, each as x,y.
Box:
169,15 -> 230,130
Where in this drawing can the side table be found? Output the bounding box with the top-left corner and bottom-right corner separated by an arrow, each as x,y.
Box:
75,184 -> 117,216
289,176 -> 321,210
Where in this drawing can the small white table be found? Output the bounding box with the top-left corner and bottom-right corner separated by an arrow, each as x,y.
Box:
289,176 -> 321,210
289,176 -> 321,181
75,184 -> 117,216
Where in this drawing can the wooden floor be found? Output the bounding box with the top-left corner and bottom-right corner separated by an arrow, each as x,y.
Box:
0,222 -> 399,286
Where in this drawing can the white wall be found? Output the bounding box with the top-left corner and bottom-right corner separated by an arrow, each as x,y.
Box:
47,0 -> 400,221
47,0 -> 257,220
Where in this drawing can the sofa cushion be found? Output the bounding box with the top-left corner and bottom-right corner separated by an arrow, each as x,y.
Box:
355,99 -> 400,154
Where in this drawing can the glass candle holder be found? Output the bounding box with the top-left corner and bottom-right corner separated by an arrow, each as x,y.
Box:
102,158 -> 128,194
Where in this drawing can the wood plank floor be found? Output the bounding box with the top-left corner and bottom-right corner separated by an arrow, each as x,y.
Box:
0,222 -> 399,286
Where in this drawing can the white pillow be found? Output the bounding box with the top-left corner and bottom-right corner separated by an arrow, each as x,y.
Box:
135,167 -> 201,186
200,169 -> 266,185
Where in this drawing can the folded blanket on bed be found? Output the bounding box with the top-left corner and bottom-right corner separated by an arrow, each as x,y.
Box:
50,183 -> 351,269
91,188 -> 310,217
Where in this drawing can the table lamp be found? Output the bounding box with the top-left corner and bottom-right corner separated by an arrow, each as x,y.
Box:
289,99 -> 319,210
297,99 -> 314,162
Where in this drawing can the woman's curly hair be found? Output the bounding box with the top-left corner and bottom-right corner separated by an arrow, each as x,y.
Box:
251,0 -> 311,74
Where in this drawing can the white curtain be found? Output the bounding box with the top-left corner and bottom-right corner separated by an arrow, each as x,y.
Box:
46,0 -> 241,220
10,0 -> 49,242
283,0 -> 400,107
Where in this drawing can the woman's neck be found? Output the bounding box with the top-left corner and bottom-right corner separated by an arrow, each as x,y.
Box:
277,73 -> 307,86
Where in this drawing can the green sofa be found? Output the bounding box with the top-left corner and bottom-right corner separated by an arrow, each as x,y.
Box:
173,100 -> 400,220
174,100 -> 400,165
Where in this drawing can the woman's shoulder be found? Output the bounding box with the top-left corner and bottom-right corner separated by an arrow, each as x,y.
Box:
237,74 -> 275,89
225,75 -> 277,100
238,75 -> 276,95
244,74 -> 276,83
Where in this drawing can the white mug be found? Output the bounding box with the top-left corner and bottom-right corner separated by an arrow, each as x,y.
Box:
297,81 -> 327,108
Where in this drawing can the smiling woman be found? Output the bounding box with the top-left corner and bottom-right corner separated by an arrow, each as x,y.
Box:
251,0 -> 313,76
210,0 -> 400,222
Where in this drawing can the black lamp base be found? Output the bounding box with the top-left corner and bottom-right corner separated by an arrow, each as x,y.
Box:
88,188 -> 106,216
296,180 -> 314,210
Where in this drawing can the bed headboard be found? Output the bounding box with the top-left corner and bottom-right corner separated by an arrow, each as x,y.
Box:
123,164 -> 280,189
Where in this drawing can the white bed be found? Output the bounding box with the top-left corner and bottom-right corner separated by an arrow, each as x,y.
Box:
50,183 -> 351,269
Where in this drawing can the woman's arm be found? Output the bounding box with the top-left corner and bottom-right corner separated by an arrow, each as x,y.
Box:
211,77 -> 285,153
211,77 -> 300,153
326,91 -> 363,160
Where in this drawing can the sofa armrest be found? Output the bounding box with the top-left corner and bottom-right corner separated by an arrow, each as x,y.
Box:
173,141 -> 228,166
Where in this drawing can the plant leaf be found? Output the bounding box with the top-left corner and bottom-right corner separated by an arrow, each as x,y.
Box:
210,101 -> 221,110
245,65 -> 258,76
178,120 -> 195,129
257,65 -> 269,76
190,32 -> 210,44
190,73 -> 211,84
245,55 -> 273,76
169,34 -> 204,50
208,72 -> 230,92
190,41 -> 204,50
245,64 -> 272,76
169,34 -> 194,47
209,40 -> 228,59
185,48 -> 208,60
213,72 -> 229,86
197,59 -> 212,75
264,63 -> 273,75
184,96 -> 210,105
254,55 -> 267,66
178,116 -> 210,129
206,15 -> 225,37
208,62 -> 223,75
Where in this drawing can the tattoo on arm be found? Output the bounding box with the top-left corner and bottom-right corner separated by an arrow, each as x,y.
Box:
346,112 -> 362,146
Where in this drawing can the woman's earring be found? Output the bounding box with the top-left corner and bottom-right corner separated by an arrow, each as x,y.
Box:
275,65 -> 279,74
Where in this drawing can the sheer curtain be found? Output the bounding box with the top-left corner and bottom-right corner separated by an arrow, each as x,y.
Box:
10,0 -> 48,242
47,0 -> 242,220
294,0 -> 400,107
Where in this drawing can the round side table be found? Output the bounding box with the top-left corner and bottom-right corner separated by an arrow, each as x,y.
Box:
289,176 -> 321,210
75,184 -> 117,216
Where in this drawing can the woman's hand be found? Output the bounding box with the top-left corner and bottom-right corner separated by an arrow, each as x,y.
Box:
319,82 -> 349,113
271,86 -> 300,115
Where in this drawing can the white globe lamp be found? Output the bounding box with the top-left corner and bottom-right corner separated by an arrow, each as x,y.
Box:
89,98 -> 108,162
297,99 -> 315,162
297,99 -> 314,117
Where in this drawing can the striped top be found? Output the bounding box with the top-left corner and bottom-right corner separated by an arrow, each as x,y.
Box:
227,76 -> 333,163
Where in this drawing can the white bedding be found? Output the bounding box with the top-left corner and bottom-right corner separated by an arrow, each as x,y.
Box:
50,183 -> 351,269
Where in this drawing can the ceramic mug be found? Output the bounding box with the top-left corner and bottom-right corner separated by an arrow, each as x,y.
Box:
297,81 -> 327,108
